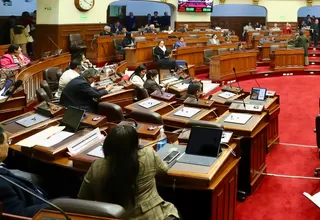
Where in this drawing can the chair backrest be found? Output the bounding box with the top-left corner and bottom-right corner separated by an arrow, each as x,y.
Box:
204,49 -> 214,59
51,198 -> 126,218
129,109 -> 164,125
36,88 -> 50,102
152,47 -> 161,61
113,38 -> 123,51
40,80 -> 53,99
134,85 -> 149,101
188,34 -> 198,38
43,67 -> 63,92
135,36 -> 146,43
98,102 -> 124,122
69,34 -> 84,48
186,120 -> 224,129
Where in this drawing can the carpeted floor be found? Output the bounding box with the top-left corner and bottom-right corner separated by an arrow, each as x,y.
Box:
233,76 -> 320,220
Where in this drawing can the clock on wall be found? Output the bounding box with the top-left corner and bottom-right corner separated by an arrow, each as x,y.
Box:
74,0 -> 95,12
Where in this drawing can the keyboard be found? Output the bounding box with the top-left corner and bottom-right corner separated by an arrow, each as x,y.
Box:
178,154 -> 216,167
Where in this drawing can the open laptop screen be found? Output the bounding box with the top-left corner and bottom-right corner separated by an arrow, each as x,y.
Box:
186,127 -> 223,157
60,107 -> 85,133
250,87 -> 267,101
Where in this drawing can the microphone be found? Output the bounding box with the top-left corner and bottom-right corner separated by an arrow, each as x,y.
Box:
48,36 -> 62,55
221,68 -> 243,94
0,174 -> 71,220
232,68 -> 246,109
249,71 -> 261,88
5,80 -> 22,96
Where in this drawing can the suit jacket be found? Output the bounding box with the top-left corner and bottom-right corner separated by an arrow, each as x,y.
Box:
295,35 -> 309,56
157,57 -> 177,70
154,46 -> 166,59
143,79 -> 161,94
100,31 -> 114,37
126,16 -> 137,31
59,76 -> 108,113
0,167 -> 48,217
78,147 -> 179,220
110,24 -> 123,33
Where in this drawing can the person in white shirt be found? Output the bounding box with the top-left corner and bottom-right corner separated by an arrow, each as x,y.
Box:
55,59 -> 81,98
129,64 -> 147,87
271,23 -> 280,32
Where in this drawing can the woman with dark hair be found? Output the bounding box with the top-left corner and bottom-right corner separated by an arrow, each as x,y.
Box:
154,40 -> 167,59
72,52 -> 93,69
122,32 -> 134,48
130,64 -> 147,87
0,44 -> 30,68
143,69 -> 163,94
10,20 -> 29,56
78,125 -> 179,220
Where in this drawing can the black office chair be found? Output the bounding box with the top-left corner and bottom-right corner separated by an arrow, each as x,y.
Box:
36,88 -> 50,102
134,85 -> 149,101
98,102 -> 124,122
69,33 -> 87,55
186,120 -> 223,129
204,49 -> 214,64
129,110 -> 164,125
43,67 -> 63,92
51,198 -> 126,218
152,47 -> 161,61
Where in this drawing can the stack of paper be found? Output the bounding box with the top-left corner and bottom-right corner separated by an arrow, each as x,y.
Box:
174,107 -> 201,118
138,98 -> 161,109
224,113 -> 252,125
173,83 -> 189,90
87,145 -> 104,158
16,126 -> 73,148
202,83 -> 220,95
218,91 -> 236,99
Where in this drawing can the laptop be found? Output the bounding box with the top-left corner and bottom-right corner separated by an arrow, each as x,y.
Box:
177,127 -> 223,166
60,107 -> 85,133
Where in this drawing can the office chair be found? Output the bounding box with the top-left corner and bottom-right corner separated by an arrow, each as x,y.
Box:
40,80 -> 59,103
186,120 -> 223,129
204,49 -> 214,64
113,38 -> 124,60
134,85 -> 149,101
51,198 -> 126,218
218,48 -> 229,55
69,33 -> 87,55
129,110 -> 164,125
98,102 -> 125,122
152,47 -> 161,61
36,88 -> 50,103
43,67 -> 63,92
314,115 -> 320,176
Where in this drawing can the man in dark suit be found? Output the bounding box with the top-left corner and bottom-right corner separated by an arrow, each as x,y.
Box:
157,49 -> 177,71
0,127 -> 48,217
60,68 -> 114,113
126,12 -> 137,31
110,21 -> 123,34
312,19 -> 320,50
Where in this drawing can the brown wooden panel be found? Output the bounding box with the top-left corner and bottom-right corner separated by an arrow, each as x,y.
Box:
270,48 -> 304,72
0,44 -> 9,56
175,21 -> 212,31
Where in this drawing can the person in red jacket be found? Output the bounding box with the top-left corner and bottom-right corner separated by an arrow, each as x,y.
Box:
282,23 -> 292,35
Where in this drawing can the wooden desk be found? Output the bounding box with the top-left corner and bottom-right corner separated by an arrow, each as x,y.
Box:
252,35 -> 293,49
258,42 -> 287,60
163,105 -> 214,128
270,48 -> 304,72
215,111 -> 268,194
0,44 -> 9,56
209,90 -> 244,115
124,97 -> 174,115
34,209 -> 118,220
209,50 -> 258,82
100,89 -> 135,110
157,142 -> 240,220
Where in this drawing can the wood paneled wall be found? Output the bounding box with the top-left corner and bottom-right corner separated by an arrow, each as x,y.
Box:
34,24 -> 102,59
175,21 -> 212,31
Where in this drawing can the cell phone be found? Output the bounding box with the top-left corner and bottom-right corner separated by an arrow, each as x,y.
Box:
163,150 -> 180,164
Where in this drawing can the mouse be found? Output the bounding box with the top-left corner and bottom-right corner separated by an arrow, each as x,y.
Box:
92,116 -> 101,121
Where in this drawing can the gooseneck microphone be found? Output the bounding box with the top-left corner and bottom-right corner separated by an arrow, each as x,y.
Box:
5,80 -> 23,97
232,68 -> 246,109
249,71 -> 261,88
0,174 -> 71,220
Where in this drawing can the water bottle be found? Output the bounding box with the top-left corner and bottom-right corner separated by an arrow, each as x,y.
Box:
156,126 -> 167,151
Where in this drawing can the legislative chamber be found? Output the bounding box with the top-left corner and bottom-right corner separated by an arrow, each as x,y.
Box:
0,0 -> 319,220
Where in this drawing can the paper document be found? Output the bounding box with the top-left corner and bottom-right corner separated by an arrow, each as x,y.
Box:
202,83 -> 219,95
67,128 -> 101,154
224,113 -> 252,125
173,83 -> 189,90
221,131 -> 233,144
218,91 -> 236,99
87,145 -> 104,158
174,107 -> 201,118
15,113 -> 49,127
37,131 -> 74,148
109,86 -> 124,93
138,98 -> 161,109
303,192 -> 320,208
162,78 -> 179,85
16,126 -> 67,148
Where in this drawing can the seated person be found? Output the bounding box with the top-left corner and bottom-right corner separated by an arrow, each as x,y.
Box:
146,24 -> 158,34
78,125 -> 180,220
110,21 -> 123,34
60,68 -> 114,113
271,23 -> 280,32
72,52 -> 93,69
122,32 -> 134,48
100,25 -> 114,36
259,36 -> 270,45
0,44 -> 30,68
180,81 -> 202,100
0,127 -> 49,217
154,40 -> 166,59
157,49 -> 177,71
224,36 -> 232,43
178,24 -> 188,33
282,22 -> 292,35
174,65 -> 189,79
129,64 -> 147,87
173,37 -> 186,49
55,59 -> 82,98
143,69 -> 163,94
236,43 -> 245,52
207,34 -> 220,45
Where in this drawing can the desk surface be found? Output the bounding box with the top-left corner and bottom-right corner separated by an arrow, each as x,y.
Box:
124,97 -> 174,114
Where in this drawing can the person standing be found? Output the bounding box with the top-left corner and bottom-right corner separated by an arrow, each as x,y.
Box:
295,31 -> 309,65
126,12 -> 137,32
10,20 -> 29,56
161,11 -> 170,31
151,11 -> 161,29
312,19 -> 319,50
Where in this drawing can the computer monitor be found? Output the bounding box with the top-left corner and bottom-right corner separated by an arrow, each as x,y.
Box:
250,87 -> 267,101
60,107 -> 85,133
186,127 -> 223,157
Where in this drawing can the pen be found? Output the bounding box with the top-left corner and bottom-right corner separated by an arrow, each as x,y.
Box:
46,132 -> 58,140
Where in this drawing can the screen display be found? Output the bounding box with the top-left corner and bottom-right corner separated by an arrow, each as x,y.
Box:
178,0 -> 213,12
250,88 -> 267,101
186,127 -> 222,157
